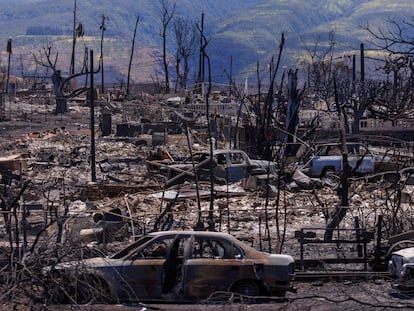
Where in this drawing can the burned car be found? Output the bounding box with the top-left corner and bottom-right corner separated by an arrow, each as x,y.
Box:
44,230 -> 295,303
305,143 -> 391,177
79,208 -> 141,244
154,149 -> 277,187
389,247 -> 414,291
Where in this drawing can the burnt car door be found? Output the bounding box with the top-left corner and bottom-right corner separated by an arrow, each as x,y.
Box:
212,151 -> 248,182
182,235 -> 258,298
118,236 -> 172,300
226,151 -> 249,181
211,153 -> 228,181
119,235 -> 187,301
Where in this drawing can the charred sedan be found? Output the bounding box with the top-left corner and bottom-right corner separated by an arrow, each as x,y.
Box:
44,231 -> 295,303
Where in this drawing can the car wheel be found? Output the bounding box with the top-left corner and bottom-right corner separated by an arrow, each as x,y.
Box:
230,280 -> 260,297
45,279 -> 69,303
274,290 -> 286,297
322,167 -> 336,178
75,275 -> 111,304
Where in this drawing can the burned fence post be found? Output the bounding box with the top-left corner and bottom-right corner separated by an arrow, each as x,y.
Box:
101,108 -> 112,137
373,215 -> 383,270
355,216 -> 362,257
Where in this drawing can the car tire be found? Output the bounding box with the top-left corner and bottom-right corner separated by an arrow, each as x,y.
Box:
230,280 -> 260,297
45,279 -> 69,304
322,167 -> 336,178
75,274 -> 111,304
274,290 -> 286,297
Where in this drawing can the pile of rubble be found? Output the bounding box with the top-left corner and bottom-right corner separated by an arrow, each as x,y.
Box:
2,90 -> 414,309
1,93 -> 408,261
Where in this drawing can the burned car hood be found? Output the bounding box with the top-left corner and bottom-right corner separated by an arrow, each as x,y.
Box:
46,257 -> 117,272
250,159 -> 276,173
266,253 -> 295,265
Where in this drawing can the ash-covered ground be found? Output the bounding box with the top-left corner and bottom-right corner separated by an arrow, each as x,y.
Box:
1,93 -> 414,310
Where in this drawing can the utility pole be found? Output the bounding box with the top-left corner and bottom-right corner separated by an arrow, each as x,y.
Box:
360,43 -> 365,83
229,55 -> 232,98
90,49 -> 96,182
100,15 -> 106,94
127,15 -> 140,96
352,54 -> 356,92
70,0 -> 77,76
285,69 -> 299,157
197,12 -> 204,93
6,38 -> 12,95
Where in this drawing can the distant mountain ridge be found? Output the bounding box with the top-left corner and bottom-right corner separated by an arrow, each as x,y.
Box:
0,0 -> 413,84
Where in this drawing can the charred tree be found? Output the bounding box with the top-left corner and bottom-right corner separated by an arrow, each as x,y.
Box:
69,0 -> 84,77
33,46 -> 100,114
285,69 -> 300,157
173,16 -> 198,90
302,30 -> 337,102
366,18 -> 414,56
364,18 -> 414,120
256,33 -> 285,159
158,0 -> 176,94
51,70 -> 67,114
127,15 -> 140,96
196,22 -> 214,231
324,76 -> 351,241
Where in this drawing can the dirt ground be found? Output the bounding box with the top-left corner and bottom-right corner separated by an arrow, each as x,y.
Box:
2,280 -> 414,310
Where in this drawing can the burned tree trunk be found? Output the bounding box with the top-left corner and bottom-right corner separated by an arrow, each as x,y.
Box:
34,45 -> 100,115
51,70 -> 67,114
285,69 -> 300,157
325,76 -> 350,241
174,16 -> 198,91
159,0 -> 176,94
127,15 -> 140,96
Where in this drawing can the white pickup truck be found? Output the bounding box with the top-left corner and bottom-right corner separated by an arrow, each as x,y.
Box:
306,143 -> 390,177
389,247 -> 414,291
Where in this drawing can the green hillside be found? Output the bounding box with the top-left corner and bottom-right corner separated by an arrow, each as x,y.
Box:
209,0 -> 414,82
0,0 -> 413,85
0,0 -> 259,39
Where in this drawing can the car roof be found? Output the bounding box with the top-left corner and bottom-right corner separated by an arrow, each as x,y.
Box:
392,247 -> 414,260
195,149 -> 245,155
144,230 -> 266,258
147,230 -> 234,239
